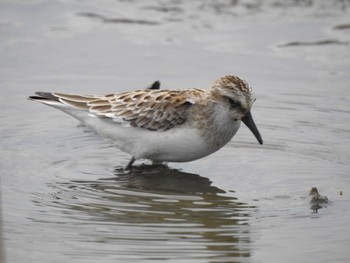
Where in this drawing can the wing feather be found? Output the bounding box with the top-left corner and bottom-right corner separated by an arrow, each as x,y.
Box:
108,90 -> 195,131
51,89 -> 202,131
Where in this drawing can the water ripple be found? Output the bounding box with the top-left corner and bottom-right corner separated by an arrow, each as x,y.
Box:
29,165 -> 254,262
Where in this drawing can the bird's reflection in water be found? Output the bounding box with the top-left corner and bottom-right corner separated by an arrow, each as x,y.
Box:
111,164 -> 226,194
46,165 -> 254,261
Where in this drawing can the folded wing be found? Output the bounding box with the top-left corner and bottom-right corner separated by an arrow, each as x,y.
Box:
29,90 -> 195,131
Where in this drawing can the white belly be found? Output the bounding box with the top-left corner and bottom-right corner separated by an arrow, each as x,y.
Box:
62,107 -> 240,163
81,117 -> 238,162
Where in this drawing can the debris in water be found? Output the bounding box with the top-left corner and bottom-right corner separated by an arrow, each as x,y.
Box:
309,187 -> 328,213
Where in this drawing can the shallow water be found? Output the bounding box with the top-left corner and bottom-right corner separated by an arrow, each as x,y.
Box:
1,0 -> 350,262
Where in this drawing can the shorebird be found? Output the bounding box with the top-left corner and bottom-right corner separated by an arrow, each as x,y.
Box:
29,75 -> 263,169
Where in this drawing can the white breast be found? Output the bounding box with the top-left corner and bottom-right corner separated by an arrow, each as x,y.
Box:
62,105 -> 241,163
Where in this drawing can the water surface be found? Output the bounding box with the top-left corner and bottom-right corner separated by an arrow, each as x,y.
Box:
1,1 -> 350,262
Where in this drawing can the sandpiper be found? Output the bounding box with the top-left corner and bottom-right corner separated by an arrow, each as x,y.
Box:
29,75 -> 263,169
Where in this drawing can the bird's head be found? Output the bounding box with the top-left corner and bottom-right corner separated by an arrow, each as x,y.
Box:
210,75 -> 263,145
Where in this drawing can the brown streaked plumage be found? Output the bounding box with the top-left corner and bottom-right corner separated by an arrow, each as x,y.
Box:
29,75 -> 262,169
50,89 -> 197,131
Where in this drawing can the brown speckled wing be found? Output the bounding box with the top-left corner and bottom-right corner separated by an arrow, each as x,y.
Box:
54,90 -> 195,131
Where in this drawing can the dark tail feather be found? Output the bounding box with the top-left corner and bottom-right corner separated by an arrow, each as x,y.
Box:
147,81 -> 161,90
28,92 -> 59,101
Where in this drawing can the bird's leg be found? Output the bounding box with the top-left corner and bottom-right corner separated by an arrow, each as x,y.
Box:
151,160 -> 167,167
124,157 -> 135,171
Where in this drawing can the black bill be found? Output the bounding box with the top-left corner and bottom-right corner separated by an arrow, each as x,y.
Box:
241,111 -> 263,145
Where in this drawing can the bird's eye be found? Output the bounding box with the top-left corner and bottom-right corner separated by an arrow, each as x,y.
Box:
227,97 -> 240,109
